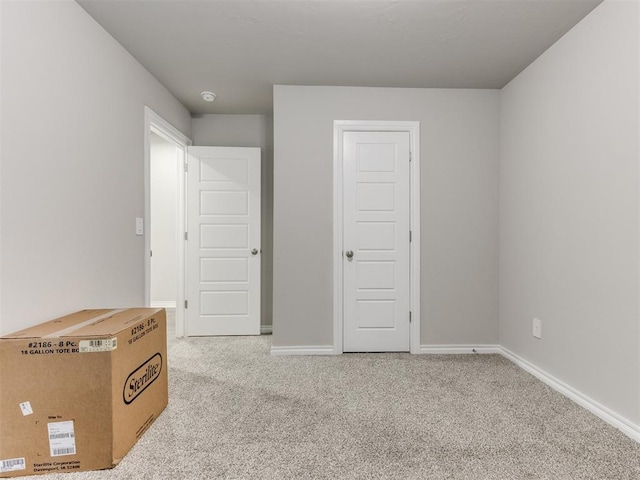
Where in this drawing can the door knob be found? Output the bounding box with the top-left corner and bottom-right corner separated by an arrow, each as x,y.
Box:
345,250 -> 354,259
251,248 -> 259,256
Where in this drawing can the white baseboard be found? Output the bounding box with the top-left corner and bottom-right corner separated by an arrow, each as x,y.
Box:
261,325 -> 273,334
270,345 -> 335,356
499,347 -> 640,443
271,344 -> 500,355
150,301 -> 176,308
420,344 -> 501,354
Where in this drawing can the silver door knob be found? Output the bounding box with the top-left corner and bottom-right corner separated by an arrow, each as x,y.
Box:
251,248 -> 259,256
345,250 -> 354,259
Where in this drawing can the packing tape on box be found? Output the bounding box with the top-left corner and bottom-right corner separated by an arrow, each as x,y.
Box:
43,309 -> 127,338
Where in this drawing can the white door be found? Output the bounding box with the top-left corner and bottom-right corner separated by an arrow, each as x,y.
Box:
343,131 -> 411,352
186,146 -> 261,336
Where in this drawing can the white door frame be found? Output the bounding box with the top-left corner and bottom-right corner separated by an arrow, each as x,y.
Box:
144,107 -> 192,337
333,120 -> 421,354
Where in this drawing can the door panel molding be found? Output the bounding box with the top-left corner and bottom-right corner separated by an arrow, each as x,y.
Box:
333,121 -> 421,354
186,146 -> 261,336
343,130 -> 410,351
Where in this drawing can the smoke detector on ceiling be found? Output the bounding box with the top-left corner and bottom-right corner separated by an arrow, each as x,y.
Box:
200,91 -> 216,102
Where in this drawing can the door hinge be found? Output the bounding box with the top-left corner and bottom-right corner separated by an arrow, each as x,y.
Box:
184,300 -> 188,309
409,151 -> 412,162
409,230 -> 412,243
184,161 -> 188,173
409,311 -> 412,323
150,250 -> 153,257
184,232 -> 188,241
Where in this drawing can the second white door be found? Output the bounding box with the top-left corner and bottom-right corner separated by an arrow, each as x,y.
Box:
343,131 -> 411,352
186,146 -> 261,336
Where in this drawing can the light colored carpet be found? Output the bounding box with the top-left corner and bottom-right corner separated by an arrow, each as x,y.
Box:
27,336 -> 640,479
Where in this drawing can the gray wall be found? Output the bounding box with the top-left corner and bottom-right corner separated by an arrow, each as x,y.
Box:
0,1 -> 191,334
500,0 -> 639,423
273,86 -> 500,347
191,114 -> 274,328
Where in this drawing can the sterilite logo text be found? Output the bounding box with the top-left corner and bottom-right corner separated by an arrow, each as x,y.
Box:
123,353 -> 163,405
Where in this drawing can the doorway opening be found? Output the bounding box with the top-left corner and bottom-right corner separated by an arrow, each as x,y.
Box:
144,107 -> 191,337
149,132 -> 179,309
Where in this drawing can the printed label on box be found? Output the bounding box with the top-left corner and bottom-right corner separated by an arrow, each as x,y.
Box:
0,458 -> 25,473
48,421 -> 76,457
19,401 -> 33,416
123,353 -> 163,405
79,337 -> 117,352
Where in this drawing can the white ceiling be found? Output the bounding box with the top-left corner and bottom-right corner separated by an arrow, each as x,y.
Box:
77,0 -> 602,115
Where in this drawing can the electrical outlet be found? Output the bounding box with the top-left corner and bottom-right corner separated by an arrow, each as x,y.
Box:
135,217 -> 144,236
533,318 -> 542,339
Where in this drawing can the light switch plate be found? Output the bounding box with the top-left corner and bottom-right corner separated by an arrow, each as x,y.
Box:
135,217 -> 144,236
533,318 -> 542,339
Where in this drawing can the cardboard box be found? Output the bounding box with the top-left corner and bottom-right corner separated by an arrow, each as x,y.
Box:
0,308 -> 168,477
